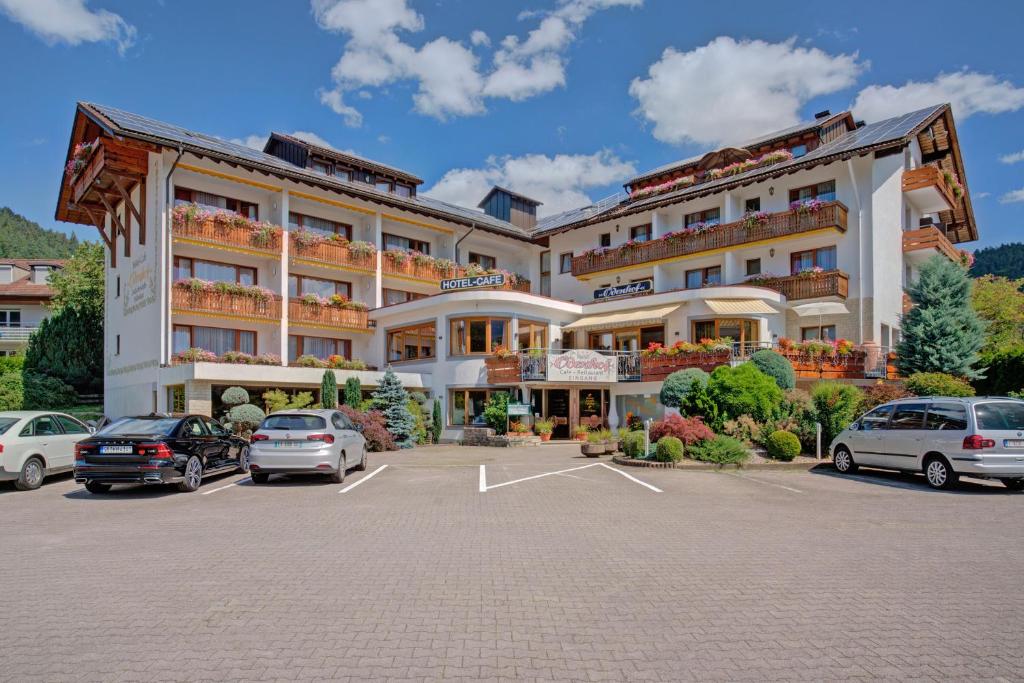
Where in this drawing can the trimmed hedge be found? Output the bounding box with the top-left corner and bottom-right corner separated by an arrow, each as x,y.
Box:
654,436 -> 684,463
659,368 -> 710,408
708,363 -> 782,423
904,372 -> 975,397
765,430 -> 801,461
750,349 -> 796,390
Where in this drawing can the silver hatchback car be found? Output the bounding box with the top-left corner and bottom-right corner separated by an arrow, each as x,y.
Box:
830,397 -> 1024,490
248,409 -> 367,485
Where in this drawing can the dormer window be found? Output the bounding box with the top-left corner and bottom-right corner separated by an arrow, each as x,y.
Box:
376,180 -> 393,193
334,167 -> 351,182
395,183 -> 413,198
0,265 -> 12,284
311,160 -> 332,175
791,144 -> 807,158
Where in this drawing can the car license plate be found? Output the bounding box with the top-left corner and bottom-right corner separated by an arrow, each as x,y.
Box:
273,441 -> 302,449
100,445 -> 134,454
1005,439 -> 1024,448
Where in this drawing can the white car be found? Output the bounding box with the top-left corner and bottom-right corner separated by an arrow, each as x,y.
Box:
248,409 -> 367,484
0,411 -> 93,490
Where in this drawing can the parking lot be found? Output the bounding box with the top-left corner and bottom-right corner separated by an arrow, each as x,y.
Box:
2,444 -> 1023,681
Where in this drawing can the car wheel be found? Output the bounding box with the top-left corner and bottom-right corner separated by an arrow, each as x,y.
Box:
833,446 -> 857,474
177,456 -> 203,492
1000,478 -> 1024,491
238,446 -> 250,473
85,481 -> 111,494
356,447 -> 367,472
330,454 -> 346,484
250,472 -> 269,485
15,456 -> 45,491
924,456 -> 958,490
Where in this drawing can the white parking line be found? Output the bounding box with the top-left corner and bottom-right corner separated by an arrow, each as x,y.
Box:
339,464 -> 388,493
727,472 -> 802,494
201,476 -> 251,495
479,464 -> 487,492
598,463 -> 663,493
482,463 -> 601,491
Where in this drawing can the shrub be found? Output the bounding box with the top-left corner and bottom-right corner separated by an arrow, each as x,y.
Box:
708,363 -> 782,423
294,354 -> 325,368
974,347 -> 1024,395
0,367 -> 23,411
22,372 -> 77,410
811,382 -> 863,446
622,431 -> 646,459
904,371 -> 975,397
650,414 -> 714,445
221,386 -> 250,407
780,389 -> 817,452
339,405 -> 396,451
858,382 -> 913,413
750,349 -> 796,390
654,436 -> 684,462
482,392 -> 510,435
722,414 -> 761,446
226,403 -> 265,434
660,368 -> 710,408
678,379 -> 721,430
765,430 -> 801,461
687,435 -> 749,464
407,398 -> 428,445
343,377 -> 363,409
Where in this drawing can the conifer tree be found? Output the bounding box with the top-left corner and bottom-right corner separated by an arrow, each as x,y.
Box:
372,369 -> 415,448
343,376 -> 362,408
320,370 -> 338,409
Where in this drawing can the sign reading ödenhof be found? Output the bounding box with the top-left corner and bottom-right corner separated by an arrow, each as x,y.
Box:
546,349 -> 617,383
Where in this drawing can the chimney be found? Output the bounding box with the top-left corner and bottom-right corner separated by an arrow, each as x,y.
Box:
814,109 -> 831,120
478,186 -> 542,230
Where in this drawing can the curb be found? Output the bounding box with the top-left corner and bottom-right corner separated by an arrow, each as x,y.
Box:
611,455 -> 830,472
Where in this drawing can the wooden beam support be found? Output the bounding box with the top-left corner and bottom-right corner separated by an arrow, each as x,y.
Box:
81,203 -> 116,267
111,176 -> 144,246
97,194 -> 130,259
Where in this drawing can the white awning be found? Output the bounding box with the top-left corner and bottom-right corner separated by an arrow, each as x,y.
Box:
791,302 -> 849,317
705,299 -> 778,315
563,304 -> 681,331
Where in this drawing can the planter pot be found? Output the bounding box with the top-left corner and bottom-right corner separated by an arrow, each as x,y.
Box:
574,434 -> 588,442
604,441 -> 618,454
538,433 -> 552,442
581,443 -> 603,457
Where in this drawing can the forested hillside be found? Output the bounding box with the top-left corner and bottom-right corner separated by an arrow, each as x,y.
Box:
0,207 -> 80,258
971,242 -> 1024,279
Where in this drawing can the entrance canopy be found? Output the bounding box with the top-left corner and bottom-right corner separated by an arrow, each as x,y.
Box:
704,299 -> 778,315
563,304 -> 680,331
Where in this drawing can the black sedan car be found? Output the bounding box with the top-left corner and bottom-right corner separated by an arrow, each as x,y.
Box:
74,414 -> 249,494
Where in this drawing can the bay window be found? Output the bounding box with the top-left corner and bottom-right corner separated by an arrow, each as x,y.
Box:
517,320 -> 547,350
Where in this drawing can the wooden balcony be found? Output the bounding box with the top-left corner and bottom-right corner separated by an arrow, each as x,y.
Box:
172,286 -> 282,321
70,139 -> 149,205
902,226 -> 959,263
172,216 -> 283,255
289,235 -> 376,273
571,201 -> 848,278
902,165 -> 956,214
754,270 -> 849,301
382,252 -> 532,292
288,299 -> 371,332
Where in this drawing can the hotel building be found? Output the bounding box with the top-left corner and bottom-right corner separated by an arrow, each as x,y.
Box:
55,102 -> 976,440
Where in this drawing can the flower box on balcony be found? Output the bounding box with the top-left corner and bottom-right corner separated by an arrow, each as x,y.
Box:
288,296 -> 370,331
172,279 -> 282,320
172,204 -> 283,254
640,351 -> 731,381
780,349 -> 866,379
485,355 -> 522,384
290,231 -> 376,271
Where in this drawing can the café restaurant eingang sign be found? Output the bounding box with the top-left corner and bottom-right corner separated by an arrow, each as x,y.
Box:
440,273 -> 506,291
594,279 -> 652,300
547,349 -> 617,383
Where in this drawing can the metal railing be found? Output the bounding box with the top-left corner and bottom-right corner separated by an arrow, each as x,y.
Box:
518,349 -> 642,382
0,326 -> 38,341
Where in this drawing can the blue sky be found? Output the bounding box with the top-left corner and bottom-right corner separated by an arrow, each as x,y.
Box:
0,0 -> 1021,249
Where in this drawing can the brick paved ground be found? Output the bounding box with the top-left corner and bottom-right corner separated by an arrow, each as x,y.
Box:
1,444 -> 1023,681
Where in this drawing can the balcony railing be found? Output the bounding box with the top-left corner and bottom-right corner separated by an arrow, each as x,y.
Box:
288,299 -> 370,331
571,201 -> 848,277
902,226 -> 960,263
289,235 -> 376,272
749,269 -> 849,301
172,216 -> 283,255
382,252 -> 531,292
486,349 -> 642,384
172,286 -> 282,320
902,165 -> 957,213
0,326 -> 39,342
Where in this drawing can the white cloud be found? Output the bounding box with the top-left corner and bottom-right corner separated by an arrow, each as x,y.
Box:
629,37 -> 865,147
311,0 -> 641,124
853,71 -> 1024,122
230,134 -> 269,150
424,150 -> 635,217
999,150 -> 1024,164
0,0 -> 135,54
974,191 -> 991,199
999,188 -> 1024,204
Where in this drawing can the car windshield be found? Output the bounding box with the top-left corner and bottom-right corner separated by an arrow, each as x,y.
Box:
974,402 -> 1024,431
0,417 -> 19,435
260,414 -> 326,431
97,417 -> 181,436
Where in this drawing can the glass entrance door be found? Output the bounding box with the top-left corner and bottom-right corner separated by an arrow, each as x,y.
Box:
545,389 -> 571,439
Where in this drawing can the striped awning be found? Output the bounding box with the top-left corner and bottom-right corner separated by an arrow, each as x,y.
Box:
704,299 -> 778,315
563,304 -> 680,331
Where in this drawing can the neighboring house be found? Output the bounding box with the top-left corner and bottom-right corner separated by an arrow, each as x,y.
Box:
0,259 -> 63,356
54,102 -> 976,437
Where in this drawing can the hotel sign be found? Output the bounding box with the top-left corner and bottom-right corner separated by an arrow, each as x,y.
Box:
547,349 -> 617,383
440,273 -> 506,291
594,279 -> 652,300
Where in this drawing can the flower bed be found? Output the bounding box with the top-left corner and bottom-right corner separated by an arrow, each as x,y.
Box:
172,203 -> 282,253
172,348 -> 281,365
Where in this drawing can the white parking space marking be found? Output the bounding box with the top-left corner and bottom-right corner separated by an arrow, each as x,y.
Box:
339,464 -> 388,493
727,472 -> 802,494
201,476 -> 251,495
479,464 -> 486,492
598,463 -> 663,493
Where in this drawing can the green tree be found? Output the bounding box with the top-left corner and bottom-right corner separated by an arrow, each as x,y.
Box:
48,242 -> 104,316
482,392 -> 510,435
971,275 -> 1024,354
897,255 -> 985,378
0,207 -> 79,258
320,370 -> 338,409
343,376 -> 362,408
24,308 -> 102,393
431,397 -> 442,444
970,242 -> 1024,279
372,369 -> 415,448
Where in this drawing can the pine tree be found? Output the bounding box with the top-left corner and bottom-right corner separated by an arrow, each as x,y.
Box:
320,370 -> 338,409
343,376 -> 362,408
431,397 -> 442,444
897,255 -> 985,378
372,369 -> 416,448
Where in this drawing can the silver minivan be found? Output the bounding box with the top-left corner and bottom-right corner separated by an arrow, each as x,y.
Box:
248,410 -> 367,484
830,397 -> 1024,490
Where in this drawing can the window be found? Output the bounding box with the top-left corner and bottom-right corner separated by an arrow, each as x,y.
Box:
174,257 -> 256,286
289,275 -> 351,300
588,326 -> 663,352
744,198 -> 760,213
334,167 -> 351,182
691,319 -> 758,345
383,288 -> 426,306
262,414 -> 327,431
54,414 -> 88,434
468,252 -> 496,270
685,266 -> 721,289
881,324 -> 891,349
974,402 -> 1024,430
789,179 -> 836,203
599,233 -> 611,248
450,389 -> 508,426
375,180 -> 393,193
116,334 -> 121,355
173,325 -> 255,356
890,403 -> 927,430
517,320 -> 547,351
540,251 -> 551,296
331,411 -> 356,430
387,323 -> 435,362
629,224 -> 652,242
559,252 -> 573,274
289,212 -> 352,240
0,310 -> 21,328
116,276 -> 121,298
801,325 -> 836,342
860,405 -> 893,431
289,335 -> 352,361
791,144 -> 807,158
203,418 -> 229,437
311,160 -> 332,175
745,258 -> 761,276
450,317 -> 509,355
384,233 -> 429,255
21,415 -> 61,437
174,187 -> 257,220
182,418 -> 207,437
685,208 -> 721,228
0,265 -> 11,284
924,403 -> 968,431
790,246 -> 837,274
394,184 -> 413,198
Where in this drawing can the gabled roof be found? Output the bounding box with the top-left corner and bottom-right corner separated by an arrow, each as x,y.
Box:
0,260 -> 62,299
265,132 -> 423,185
477,185 -> 543,208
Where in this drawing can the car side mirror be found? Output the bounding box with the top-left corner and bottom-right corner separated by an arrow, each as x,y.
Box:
848,422 -> 859,431
355,423 -> 364,432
